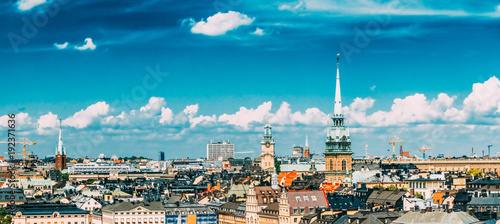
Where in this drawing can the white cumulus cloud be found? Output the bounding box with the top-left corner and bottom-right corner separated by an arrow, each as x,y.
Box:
218,102 -> 272,128
37,112 -> 58,129
190,11 -> 255,36
74,38 -> 96,51
252,28 -> 265,36
54,42 -> 68,49
64,102 -> 109,128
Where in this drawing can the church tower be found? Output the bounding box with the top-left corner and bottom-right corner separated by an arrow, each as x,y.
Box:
55,119 -> 67,171
304,134 -> 310,159
260,120 -> 275,172
324,53 -> 352,187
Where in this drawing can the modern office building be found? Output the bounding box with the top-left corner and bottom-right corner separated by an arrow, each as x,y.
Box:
207,140 -> 234,160
68,162 -> 139,174
159,151 -> 165,161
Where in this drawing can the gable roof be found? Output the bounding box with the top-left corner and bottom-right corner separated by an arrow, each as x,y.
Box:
102,201 -> 164,212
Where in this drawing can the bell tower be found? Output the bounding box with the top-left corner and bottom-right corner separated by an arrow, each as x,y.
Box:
324,53 -> 352,186
260,120 -> 275,172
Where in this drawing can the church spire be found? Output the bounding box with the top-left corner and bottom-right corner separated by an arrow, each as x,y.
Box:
305,134 -> 309,148
334,53 -> 342,116
57,118 -> 65,155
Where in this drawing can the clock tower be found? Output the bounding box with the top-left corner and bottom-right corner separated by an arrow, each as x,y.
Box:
324,53 -> 352,187
260,121 -> 275,172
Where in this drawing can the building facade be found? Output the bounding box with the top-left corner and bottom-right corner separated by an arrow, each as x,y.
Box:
246,183 -> 281,224
278,190 -> 329,224
12,204 -> 90,224
207,140 -> 234,161
324,54 -> 352,186
101,201 -> 165,224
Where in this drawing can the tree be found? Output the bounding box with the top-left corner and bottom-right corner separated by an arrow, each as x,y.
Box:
414,192 -> 424,199
467,169 -> 483,177
0,208 -> 11,224
61,173 -> 69,181
274,161 -> 281,173
388,185 -> 396,191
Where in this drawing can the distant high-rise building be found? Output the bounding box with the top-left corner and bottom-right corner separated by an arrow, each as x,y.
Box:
304,134 -> 310,159
55,119 -> 67,171
207,140 -> 234,160
292,145 -> 303,157
158,151 -> 165,161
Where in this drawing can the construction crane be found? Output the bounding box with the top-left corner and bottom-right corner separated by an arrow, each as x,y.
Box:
234,151 -> 254,154
0,137 -> 37,168
389,137 -> 405,159
419,144 -> 433,159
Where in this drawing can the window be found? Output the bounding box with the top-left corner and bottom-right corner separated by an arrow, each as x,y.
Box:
304,196 -> 309,202
342,160 -> 347,171
293,208 -> 298,214
296,196 -> 301,202
300,208 -> 305,214
311,195 -> 317,201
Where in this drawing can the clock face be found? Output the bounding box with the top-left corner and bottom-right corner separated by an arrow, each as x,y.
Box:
342,136 -> 347,141
266,142 -> 270,148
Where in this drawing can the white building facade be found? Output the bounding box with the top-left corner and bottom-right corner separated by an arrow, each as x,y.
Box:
207,140 -> 234,160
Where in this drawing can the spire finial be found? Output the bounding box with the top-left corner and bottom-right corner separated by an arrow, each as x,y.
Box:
266,115 -> 269,124
337,53 -> 340,67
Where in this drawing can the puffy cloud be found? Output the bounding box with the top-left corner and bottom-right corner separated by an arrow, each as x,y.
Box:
270,102 -> 327,126
362,93 -> 456,127
54,42 -> 68,49
462,76 -> 500,115
159,108 -> 174,125
252,28 -> 265,36
140,97 -> 166,113
0,112 -> 31,128
183,104 -> 199,118
190,11 -> 255,36
37,112 -> 58,129
218,101 -> 272,128
74,38 -> 96,51
17,0 -> 46,11
64,102 -> 109,128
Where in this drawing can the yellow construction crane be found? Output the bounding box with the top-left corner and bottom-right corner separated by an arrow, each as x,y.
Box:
419,144 -> 433,159
389,137 -> 405,159
0,137 -> 37,168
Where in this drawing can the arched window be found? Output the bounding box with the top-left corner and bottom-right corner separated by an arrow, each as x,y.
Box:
342,160 -> 346,171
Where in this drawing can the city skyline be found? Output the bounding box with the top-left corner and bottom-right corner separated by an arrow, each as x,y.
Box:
1,0 -> 500,158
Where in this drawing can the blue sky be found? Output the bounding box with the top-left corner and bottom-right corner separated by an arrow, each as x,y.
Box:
1,0 -> 500,159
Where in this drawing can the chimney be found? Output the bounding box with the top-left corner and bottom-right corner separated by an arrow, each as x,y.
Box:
217,182 -> 221,190
467,209 -> 474,216
207,183 -> 211,191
